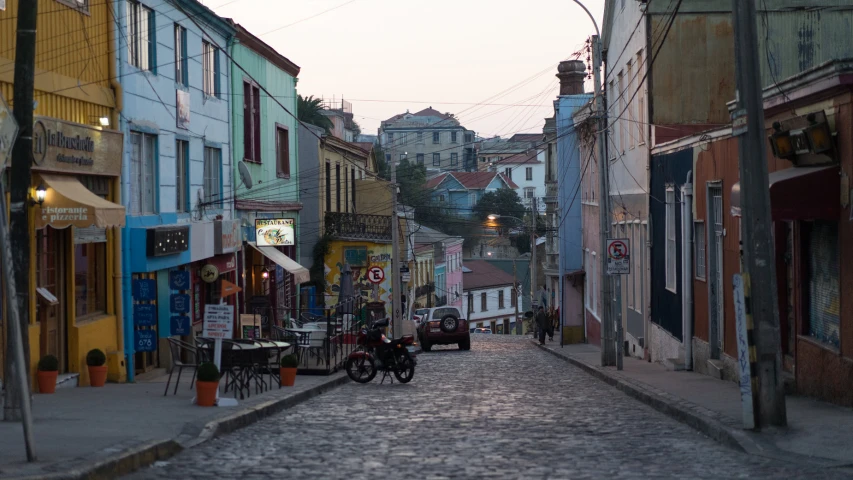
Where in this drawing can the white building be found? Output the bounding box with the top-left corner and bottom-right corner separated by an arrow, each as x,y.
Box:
488,149 -> 546,213
461,260 -> 522,334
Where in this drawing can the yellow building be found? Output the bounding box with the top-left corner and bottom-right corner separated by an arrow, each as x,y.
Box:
0,0 -> 126,387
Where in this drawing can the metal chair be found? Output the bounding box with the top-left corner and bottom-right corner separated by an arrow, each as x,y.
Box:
164,338 -> 200,396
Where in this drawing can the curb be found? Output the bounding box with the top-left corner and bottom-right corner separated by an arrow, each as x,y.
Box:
532,341 -> 848,468
5,374 -> 350,480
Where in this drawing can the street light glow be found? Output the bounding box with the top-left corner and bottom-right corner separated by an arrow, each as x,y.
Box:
487,214 -> 498,220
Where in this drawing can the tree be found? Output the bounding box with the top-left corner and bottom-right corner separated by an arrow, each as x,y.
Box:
374,145 -> 390,180
472,189 -> 543,254
297,95 -> 333,134
396,159 -> 427,207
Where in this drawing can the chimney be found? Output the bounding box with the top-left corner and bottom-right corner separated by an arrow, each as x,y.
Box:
556,60 -> 586,95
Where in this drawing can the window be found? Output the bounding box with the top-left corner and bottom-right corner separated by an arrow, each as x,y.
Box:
636,50 -> 645,143
175,140 -> 188,213
203,147 -> 221,205
336,164 -> 341,211
276,125 -> 290,178
130,132 -> 156,214
465,133 -> 473,143
591,251 -> 598,315
511,287 -> 517,307
438,194 -> 446,202
416,153 -> 424,164
665,187 -> 676,292
695,221 -> 706,280
345,167 -> 349,213
400,153 -> 407,162
417,132 -> 423,142
498,290 -> 505,308
75,243 -> 106,317
127,1 -> 154,71
584,250 -> 591,310
325,161 -> 331,211
525,187 -> 535,199
481,292 -> 487,311
243,81 -> 261,162
618,71 -> 625,152
526,167 -> 533,181
504,168 -> 512,180
202,41 -> 220,97
388,132 -> 394,143
451,153 -> 458,165
627,60 -> 635,147
433,132 -> 440,144
174,25 -> 188,86
451,131 -> 457,143
432,153 -> 440,166
469,192 -> 477,207
385,153 -> 391,163
351,168 -> 356,211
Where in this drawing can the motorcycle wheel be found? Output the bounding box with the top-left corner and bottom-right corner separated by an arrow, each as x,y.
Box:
345,356 -> 377,384
393,352 -> 416,383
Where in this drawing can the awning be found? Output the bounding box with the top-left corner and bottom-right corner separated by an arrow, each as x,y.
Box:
248,241 -> 310,284
36,174 -> 126,229
730,166 -> 840,221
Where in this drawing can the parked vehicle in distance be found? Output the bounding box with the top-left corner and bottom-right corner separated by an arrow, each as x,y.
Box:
473,327 -> 492,334
412,308 -> 430,324
416,307 -> 470,351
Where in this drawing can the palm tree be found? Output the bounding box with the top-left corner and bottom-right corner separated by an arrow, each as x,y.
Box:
298,95 -> 334,134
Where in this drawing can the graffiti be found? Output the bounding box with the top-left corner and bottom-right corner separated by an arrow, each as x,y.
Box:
732,274 -> 755,430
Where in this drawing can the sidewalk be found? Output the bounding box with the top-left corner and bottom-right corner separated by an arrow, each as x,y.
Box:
0,370 -> 348,479
535,339 -> 853,468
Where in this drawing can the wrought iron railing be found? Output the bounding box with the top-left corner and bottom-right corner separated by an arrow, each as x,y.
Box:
325,212 -> 392,240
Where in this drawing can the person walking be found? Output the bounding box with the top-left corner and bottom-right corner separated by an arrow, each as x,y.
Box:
536,306 -> 547,345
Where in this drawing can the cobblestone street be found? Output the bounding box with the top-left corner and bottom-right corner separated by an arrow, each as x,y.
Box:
126,336 -> 848,479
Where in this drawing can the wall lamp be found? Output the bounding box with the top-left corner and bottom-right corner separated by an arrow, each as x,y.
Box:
261,267 -> 271,279
31,183 -> 46,206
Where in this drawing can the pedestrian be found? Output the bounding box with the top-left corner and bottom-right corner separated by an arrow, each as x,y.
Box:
536,306 -> 547,345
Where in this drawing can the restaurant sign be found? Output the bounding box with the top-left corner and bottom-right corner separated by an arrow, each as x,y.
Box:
214,219 -> 242,254
27,117 -> 123,176
255,218 -> 294,247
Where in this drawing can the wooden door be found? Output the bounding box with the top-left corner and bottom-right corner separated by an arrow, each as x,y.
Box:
37,227 -> 66,372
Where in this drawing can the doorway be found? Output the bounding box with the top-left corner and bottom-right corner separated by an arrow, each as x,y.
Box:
36,227 -> 67,372
707,184 -> 724,358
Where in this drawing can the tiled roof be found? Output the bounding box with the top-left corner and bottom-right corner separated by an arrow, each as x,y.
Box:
425,172 -> 519,190
508,133 -> 541,143
425,173 -> 449,189
384,107 -> 454,123
463,260 -> 516,290
352,142 -> 374,154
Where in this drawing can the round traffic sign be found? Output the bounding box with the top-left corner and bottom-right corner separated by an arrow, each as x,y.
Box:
367,266 -> 385,284
608,240 -> 628,260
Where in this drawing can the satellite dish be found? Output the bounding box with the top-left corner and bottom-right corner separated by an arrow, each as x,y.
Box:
238,161 -> 253,189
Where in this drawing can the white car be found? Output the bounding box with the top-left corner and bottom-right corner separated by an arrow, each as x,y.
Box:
473,327 -> 492,334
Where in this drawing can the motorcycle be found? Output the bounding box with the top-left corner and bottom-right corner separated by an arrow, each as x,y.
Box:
345,317 -> 417,384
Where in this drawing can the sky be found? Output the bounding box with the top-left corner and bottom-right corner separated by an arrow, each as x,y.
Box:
206,0 -> 605,139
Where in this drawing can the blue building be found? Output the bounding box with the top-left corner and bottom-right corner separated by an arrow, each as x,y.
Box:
425,171 -> 518,218
116,0 -> 237,379
555,60 -> 592,343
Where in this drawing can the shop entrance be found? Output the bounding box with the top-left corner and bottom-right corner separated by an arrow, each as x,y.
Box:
36,227 -> 67,372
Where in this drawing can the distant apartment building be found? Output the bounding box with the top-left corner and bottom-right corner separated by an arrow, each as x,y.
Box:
379,107 -> 476,171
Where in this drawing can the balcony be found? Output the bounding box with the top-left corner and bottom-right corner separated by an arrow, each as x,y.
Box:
325,212 -> 392,241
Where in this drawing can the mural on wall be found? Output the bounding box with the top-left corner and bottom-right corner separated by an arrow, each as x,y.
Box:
323,242 -> 393,318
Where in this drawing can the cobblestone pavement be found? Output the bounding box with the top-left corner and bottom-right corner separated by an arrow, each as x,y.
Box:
126,336 -> 852,480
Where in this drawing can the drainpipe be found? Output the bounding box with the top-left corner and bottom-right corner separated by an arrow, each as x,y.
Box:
681,171 -> 694,370
107,0 -> 125,364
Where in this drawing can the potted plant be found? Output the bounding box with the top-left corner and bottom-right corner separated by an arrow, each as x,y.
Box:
37,355 -> 59,394
196,362 -> 219,407
86,349 -> 107,387
280,354 -> 299,387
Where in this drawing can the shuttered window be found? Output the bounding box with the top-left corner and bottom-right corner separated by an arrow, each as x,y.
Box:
243,81 -> 261,162
806,221 -> 840,347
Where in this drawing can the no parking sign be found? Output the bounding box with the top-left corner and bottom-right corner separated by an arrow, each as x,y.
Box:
367,266 -> 385,284
606,238 -> 630,275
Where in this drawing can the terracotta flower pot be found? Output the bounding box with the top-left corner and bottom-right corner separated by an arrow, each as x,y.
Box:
280,367 -> 297,387
196,380 -> 218,407
38,370 -> 58,394
88,365 -> 107,387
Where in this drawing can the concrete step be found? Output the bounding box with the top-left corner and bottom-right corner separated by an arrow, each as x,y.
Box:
706,359 -> 725,379
56,373 -> 79,389
663,357 -> 686,371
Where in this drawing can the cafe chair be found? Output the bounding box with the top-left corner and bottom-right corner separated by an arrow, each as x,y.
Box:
164,338 -> 200,396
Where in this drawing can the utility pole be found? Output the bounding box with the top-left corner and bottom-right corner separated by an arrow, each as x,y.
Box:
731,0 -> 786,428
514,259 -> 520,335
6,0 -> 38,423
530,197 -> 537,310
592,34 -> 616,367
390,160 -> 402,338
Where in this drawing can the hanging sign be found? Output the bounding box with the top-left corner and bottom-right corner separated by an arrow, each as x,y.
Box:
170,293 -> 190,314
132,279 -> 156,301
255,218 -> 295,246
133,304 -> 157,327
200,264 -> 219,283
606,238 -> 630,275
169,270 -> 190,290
220,279 -> 242,298
134,330 -> 157,353
170,315 -> 191,336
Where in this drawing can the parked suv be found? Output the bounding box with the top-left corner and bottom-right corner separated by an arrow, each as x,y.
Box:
416,307 -> 470,351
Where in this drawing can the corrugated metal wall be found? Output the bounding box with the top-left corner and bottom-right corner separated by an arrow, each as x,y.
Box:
0,0 -> 114,122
